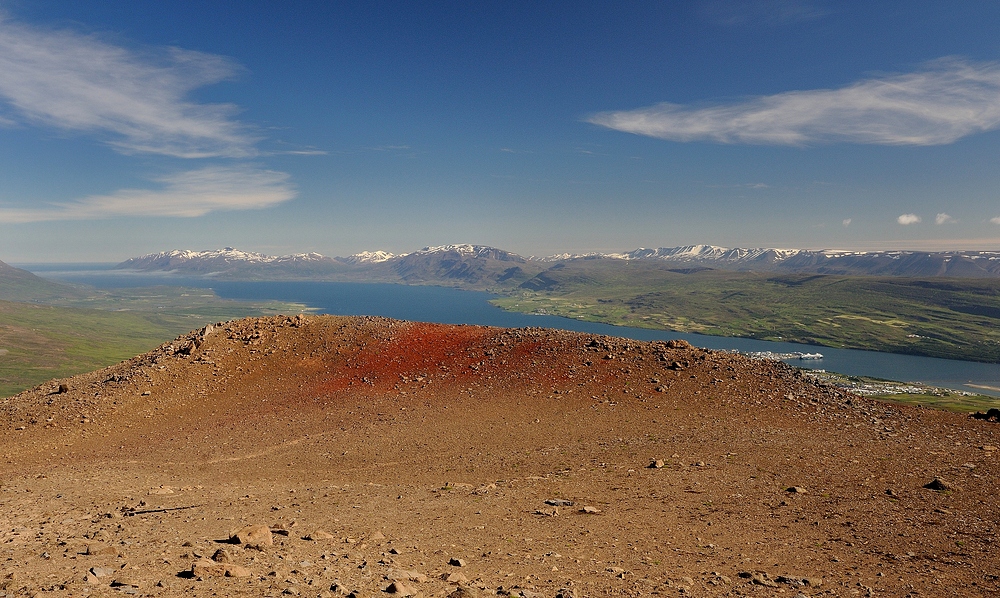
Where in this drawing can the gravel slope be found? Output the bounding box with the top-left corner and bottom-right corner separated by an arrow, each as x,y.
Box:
1,315 -> 998,597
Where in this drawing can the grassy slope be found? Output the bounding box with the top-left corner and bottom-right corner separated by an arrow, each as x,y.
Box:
0,261 -> 88,302
0,284 -> 308,397
871,392 -> 998,413
0,300 -> 183,397
493,262 -> 1000,363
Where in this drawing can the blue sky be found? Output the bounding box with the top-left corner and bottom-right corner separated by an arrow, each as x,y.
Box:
2,1 -> 1000,261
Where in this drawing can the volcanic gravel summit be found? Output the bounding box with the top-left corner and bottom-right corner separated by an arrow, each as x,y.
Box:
1,315 -> 998,596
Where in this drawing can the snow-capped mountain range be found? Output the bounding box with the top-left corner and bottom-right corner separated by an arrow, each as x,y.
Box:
116,243 -> 1000,279
538,244 -> 1000,264
120,244 -> 529,269
536,245 -> 804,262
117,247 -> 333,270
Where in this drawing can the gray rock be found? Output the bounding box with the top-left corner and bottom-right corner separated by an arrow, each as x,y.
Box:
89,567 -> 117,578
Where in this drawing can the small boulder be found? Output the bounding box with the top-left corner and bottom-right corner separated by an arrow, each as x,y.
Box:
924,477 -> 958,492
231,524 -> 273,548
739,571 -> 778,587
89,567 -> 117,578
389,569 -> 427,583
191,559 -> 227,578
448,586 -> 478,598
225,564 -> 251,577
385,581 -> 415,595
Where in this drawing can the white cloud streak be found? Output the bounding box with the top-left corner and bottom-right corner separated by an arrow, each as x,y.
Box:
897,214 -> 921,225
935,213 -> 955,225
0,16 -> 257,158
842,218 -> 851,227
0,166 -> 294,223
588,58 -> 1000,146
991,217 -> 1000,225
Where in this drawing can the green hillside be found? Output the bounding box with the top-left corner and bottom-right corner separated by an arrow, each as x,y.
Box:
0,260 -> 308,396
0,260 -> 86,302
495,261 -> 1000,363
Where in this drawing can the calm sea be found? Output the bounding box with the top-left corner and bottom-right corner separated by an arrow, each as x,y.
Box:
22,265 -> 1000,398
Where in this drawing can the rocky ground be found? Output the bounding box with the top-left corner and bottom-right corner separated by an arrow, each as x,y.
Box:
1,314 -> 998,597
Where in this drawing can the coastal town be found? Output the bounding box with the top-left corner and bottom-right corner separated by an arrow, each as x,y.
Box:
742,351 -> 991,407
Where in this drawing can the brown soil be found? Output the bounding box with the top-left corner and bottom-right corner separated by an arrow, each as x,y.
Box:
1,315 -> 998,597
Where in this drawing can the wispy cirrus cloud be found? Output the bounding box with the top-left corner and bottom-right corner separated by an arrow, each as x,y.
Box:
277,149 -> 328,156
897,214 -> 921,225
0,15 -> 304,222
0,16 -> 257,158
588,58 -> 1000,146
0,166 -> 293,223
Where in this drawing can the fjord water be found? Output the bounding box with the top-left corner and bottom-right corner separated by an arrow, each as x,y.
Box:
29,267 -> 1000,397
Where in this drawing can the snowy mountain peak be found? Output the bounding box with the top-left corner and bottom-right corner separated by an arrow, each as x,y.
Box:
342,250 -> 397,264
413,244 -> 527,262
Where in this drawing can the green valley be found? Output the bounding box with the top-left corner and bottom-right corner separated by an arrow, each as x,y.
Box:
493,261 -> 1000,363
